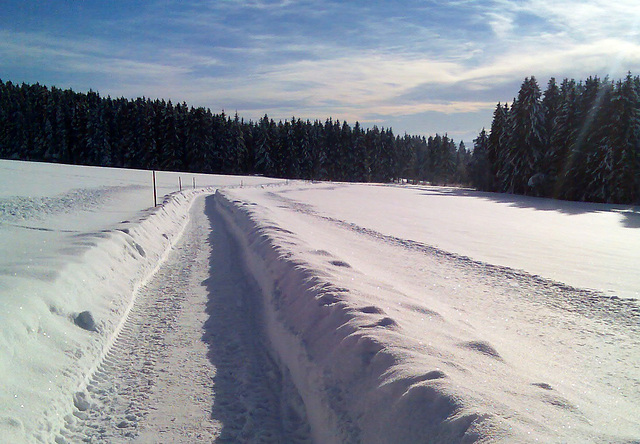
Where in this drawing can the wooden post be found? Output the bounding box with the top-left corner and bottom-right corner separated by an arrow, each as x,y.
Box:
152,170 -> 157,206
179,177 -> 182,192
193,177 -> 196,190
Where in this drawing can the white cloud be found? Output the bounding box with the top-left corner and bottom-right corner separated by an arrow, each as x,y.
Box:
465,38 -> 640,83
485,11 -> 516,40
524,0 -> 640,39
3,0 -> 640,138
0,30 -> 190,81
233,0 -> 299,9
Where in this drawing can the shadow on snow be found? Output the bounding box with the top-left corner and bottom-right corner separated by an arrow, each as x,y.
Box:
199,194 -> 311,443
416,186 -> 640,229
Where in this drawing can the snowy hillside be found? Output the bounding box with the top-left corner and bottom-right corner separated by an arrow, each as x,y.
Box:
1,160 -> 638,443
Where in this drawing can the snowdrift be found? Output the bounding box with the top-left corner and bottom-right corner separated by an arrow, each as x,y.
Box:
0,189 -> 202,442
215,190 -> 496,443
215,185 -> 640,443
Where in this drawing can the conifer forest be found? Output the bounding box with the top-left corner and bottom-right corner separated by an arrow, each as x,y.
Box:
471,74 -> 640,204
1,75 -> 639,204
0,80 -> 467,185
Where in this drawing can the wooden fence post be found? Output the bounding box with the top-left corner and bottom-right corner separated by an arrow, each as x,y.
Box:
153,170 -> 157,206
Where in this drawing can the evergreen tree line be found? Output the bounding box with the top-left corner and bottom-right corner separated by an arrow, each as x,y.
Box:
470,73 -> 640,204
0,80 -> 470,184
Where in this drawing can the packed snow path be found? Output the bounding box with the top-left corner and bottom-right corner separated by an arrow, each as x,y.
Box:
61,194 -> 311,443
0,160 -> 285,442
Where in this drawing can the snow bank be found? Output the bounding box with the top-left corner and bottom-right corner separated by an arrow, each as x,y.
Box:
215,186 -> 640,443
215,190 -> 496,443
0,189 -> 201,442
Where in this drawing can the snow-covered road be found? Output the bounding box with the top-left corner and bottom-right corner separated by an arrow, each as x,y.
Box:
60,195 -> 311,443
0,160 -> 284,442
2,161 -> 639,443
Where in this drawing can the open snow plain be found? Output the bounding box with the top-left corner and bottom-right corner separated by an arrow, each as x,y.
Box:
1,160 -> 639,443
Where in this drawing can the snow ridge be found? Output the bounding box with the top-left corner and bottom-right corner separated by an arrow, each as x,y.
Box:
215,190 -> 488,443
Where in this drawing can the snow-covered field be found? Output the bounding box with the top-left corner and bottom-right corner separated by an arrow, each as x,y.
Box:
1,160 -> 638,443
217,184 -> 640,442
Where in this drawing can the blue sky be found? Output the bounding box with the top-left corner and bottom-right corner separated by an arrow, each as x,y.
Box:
2,0 -> 640,145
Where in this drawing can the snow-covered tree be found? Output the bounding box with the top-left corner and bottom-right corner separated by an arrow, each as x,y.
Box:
501,77 -> 546,194
607,74 -> 640,203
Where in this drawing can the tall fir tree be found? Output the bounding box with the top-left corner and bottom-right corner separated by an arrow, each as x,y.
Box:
607,74 -> 640,203
540,78 -> 561,179
561,76 -> 603,200
470,129 -> 492,190
487,102 -> 509,191
501,76 -> 546,194
254,115 -> 274,176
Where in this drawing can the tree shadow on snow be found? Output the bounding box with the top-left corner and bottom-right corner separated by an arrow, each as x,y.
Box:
416,186 -> 640,229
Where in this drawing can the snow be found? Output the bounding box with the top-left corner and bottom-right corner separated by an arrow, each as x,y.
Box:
0,160 -> 282,442
216,183 -> 640,442
1,160 -> 638,442
272,183 -> 640,299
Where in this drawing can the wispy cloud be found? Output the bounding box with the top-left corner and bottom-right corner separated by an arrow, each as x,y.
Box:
2,0 -> 640,140
485,11 -> 516,40
518,0 -> 640,40
0,30 -> 190,89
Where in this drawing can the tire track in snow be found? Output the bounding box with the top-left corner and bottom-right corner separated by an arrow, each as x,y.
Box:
59,194 -> 311,443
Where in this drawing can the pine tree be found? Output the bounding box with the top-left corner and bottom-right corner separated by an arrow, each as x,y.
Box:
540,78 -> 562,182
309,120 -> 327,180
348,122 -> 366,181
159,101 -> 183,171
487,102 -> 509,191
607,74 -> 640,203
454,140 -> 470,184
364,126 -> 383,182
561,76 -> 603,200
470,129 -> 492,190
225,113 -> 246,174
547,79 -> 576,196
396,134 -> 416,182
184,106 -> 213,172
294,118 -> 312,179
254,115 -> 274,176
501,77 -> 546,194
583,79 -> 614,202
